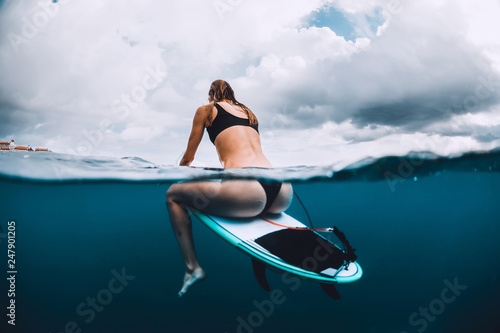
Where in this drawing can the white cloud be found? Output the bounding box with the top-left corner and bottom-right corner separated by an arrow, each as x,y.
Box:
1,0 -> 500,167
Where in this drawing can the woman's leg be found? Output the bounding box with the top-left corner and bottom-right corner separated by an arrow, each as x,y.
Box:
166,180 -> 266,297
166,188 -> 205,298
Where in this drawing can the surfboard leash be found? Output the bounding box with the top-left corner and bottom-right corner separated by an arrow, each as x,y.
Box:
258,189 -> 334,232
259,216 -> 334,233
262,189 -> 357,262
292,188 -> 314,228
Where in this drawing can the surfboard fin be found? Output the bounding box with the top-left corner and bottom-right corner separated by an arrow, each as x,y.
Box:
320,283 -> 341,300
251,259 -> 270,292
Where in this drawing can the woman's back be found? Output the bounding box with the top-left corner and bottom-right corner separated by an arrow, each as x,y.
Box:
206,101 -> 272,168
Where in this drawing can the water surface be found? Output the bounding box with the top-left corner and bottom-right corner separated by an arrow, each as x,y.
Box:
0,150 -> 499,333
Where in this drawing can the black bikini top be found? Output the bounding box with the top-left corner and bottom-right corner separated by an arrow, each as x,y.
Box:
206,103 -> 259,144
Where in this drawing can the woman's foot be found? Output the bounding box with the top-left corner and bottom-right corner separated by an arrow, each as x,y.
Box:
178,267 -> 206,298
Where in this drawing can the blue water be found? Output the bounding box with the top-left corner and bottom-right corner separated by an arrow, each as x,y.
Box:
0,150 -> 499,333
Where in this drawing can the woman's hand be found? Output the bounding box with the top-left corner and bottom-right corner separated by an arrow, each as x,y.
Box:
179,156 -> 192,166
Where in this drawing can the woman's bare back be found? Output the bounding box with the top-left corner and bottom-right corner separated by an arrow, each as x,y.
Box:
206,101 -> 273,168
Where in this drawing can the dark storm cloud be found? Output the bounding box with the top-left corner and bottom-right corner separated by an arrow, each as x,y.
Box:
351,82 -> 500,130
475,132 -> 499,143
252,1 -> 500,136
0,99 -> 69,140
0,100 -> 34,137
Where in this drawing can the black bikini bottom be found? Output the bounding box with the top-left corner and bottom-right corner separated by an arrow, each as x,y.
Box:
222,167 -> 282,214
258,181 -> 282,214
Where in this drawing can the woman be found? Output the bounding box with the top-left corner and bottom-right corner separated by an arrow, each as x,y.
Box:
166,80 -> 293,297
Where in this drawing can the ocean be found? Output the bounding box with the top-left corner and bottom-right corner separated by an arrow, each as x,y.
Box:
0,150 -> 499,333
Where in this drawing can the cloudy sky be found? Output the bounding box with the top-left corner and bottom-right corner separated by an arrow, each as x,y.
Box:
1,0 -> 500,167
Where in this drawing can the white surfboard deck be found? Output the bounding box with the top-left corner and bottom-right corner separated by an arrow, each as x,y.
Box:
189,209 -> 363,284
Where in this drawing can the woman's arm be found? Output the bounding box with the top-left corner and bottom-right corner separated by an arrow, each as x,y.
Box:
179,106 -> 208,166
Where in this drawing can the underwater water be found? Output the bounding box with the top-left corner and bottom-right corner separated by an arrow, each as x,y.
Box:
0,150 -> 499,333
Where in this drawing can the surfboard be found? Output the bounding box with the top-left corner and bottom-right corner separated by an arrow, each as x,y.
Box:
189,209 -> 363,299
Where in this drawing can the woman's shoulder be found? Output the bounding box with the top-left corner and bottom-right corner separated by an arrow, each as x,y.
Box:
198,102 -> 216,111
196,103 -> 214,114
194,103 -> 216,127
